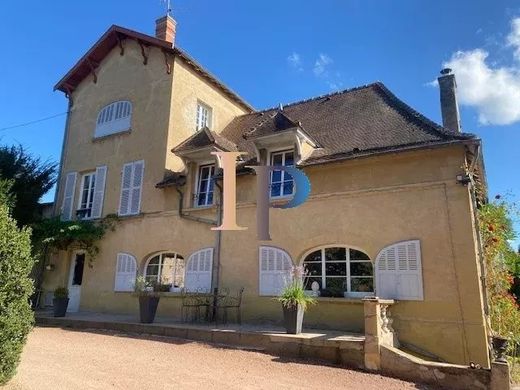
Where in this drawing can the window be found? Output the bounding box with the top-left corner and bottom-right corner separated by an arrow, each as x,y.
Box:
270,150 -> 294,198
119,160 -> 144,216
259,246 -> 293,296
114,253 -> 137,292
185,248 -> 213,292
375,240 -> 423,300
95,101 -> 132,138
196,102 -> 212,131
144,253 -> 185,288
77,172 -> 96,219
195,164 -> 215,207
303,246 -> 374,298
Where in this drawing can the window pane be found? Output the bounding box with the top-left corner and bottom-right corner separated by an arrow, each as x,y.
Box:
350,262 -> 373,276
270,183 -> 281,197
304,250 -> 322,262
325,247 -> 346,261
282,180 -> 294,196
197,194 -> 207,206
325,262 -> 347,276
325,277 -> 346,291
207,192 -> 213,204
304,262 -> 322,276
272,153 -> 283,166
271,170 -> 282,183
284,152 -> 294,166
350,278 -> 374,293
160,256 -> 176,285
350,249 -> 370,260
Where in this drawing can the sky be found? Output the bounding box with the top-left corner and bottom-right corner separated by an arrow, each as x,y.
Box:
0,0 -> 519,243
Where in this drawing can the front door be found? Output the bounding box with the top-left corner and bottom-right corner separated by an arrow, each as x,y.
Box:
67,253 -> 85,312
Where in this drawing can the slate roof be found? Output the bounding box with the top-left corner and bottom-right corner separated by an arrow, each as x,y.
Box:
173,127 -> 238,153
213,82 -> 476,166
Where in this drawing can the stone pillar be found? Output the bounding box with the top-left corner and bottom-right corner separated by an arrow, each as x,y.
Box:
490,361 -> 510,390
363,297 -> 396,371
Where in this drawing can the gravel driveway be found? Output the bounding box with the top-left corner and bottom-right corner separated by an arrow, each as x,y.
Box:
5,327 -> 434,390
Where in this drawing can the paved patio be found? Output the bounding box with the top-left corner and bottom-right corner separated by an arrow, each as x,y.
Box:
35,310 -> 366,368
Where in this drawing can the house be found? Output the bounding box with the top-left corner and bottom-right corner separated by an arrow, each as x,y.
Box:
43,13 -> 490,367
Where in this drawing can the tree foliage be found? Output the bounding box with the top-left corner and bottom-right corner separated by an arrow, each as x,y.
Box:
0,195 -> 34,384
0,145 -> 56,227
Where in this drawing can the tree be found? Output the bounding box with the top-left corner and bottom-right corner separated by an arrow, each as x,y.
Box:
0,145 -> 57,227
0,183 -> 34,385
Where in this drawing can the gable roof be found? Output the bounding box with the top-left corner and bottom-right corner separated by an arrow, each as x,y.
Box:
173,127 -> 238,153
215,82 -> 476,166
54,25 -> 253,112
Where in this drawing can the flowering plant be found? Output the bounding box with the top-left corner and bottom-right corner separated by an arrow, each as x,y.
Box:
276,265 -> 316,311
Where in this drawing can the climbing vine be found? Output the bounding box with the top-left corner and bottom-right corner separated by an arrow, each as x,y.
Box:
478,196 -> 520,348
32,214 -> 119,266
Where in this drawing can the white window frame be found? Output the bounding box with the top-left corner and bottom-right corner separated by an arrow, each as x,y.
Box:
194,163 -> 215,208
301,245 -> 374,298
95,100 -> 132,138
77,172 -> 96,219
185,248 -> 214,292
269,148 -> 295,199
196,101 -> 212,131
143,252 -> 185,287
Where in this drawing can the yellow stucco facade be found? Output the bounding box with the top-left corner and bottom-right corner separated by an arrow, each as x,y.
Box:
45,33 -> 490,368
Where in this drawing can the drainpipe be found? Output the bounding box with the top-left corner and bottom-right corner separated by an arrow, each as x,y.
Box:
175,187 -> 217,225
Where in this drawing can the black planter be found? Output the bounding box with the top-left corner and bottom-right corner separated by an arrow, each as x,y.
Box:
139,295 -> 160,323
53,297 -> 69,317
282,304 -> 304,334
491,336 -> 509,363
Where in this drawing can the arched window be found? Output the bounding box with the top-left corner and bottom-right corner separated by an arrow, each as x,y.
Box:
144,252 -> 185,289
375,240 -> 423,300
114,253 -> 137,292
259,246 -> 293,296
302,246 -> 374,298
185,248 -> 213,292
95,100 -> 132,138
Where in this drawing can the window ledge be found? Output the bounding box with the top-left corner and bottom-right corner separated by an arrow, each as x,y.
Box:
92,128 -> 132,142
184,205 -> 217,212
315,297 -> 366,304
130,292 -> 184,298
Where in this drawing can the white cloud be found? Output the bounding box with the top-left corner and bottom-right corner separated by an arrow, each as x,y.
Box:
313,54 -> 333,76
287,52 -> 303,71
440,17 -> 520,126
507,17 -> 520,61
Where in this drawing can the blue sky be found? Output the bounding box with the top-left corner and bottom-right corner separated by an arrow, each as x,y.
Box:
0,0 -> 519,243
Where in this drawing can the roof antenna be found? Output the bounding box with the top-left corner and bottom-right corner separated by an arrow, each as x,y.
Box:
161,0 -> 172,16
278,103 -> 284,111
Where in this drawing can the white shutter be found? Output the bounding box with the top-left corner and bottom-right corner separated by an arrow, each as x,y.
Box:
375,240 -> 423,301
259,246 -> 292,296
119,161 -> 144,216
61,172 -> 77,221
130,160 -> 144,215
114,253 -> 137,292
185,248 -> 213,292
90,166 -> 107,219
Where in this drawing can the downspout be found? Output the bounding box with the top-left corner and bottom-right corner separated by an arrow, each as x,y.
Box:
175,187 -> 217,225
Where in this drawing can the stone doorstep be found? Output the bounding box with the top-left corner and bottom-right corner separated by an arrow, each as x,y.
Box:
35,315 -> 365,367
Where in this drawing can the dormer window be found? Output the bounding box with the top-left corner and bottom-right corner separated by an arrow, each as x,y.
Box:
196,102 -> 212,131
270,149 -> 294,198
95,101 -> 132,138
194,163 -> 215,207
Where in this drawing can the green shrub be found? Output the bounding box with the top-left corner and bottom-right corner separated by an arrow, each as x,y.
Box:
53,287 -> 68,299
0,204 -> 34,385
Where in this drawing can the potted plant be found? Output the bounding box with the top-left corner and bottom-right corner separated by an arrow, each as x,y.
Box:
134,276 -> 160,324
53,287 -> 69,317
277,266 -> 316,334
490,332 -> 509,363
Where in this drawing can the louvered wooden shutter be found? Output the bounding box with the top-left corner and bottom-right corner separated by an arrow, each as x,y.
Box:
130,160 -> 144,215
375,240 -> 423,300
61,172 -> 77,221
91,166 -> 107,219
185,248 -> 213,292
119,161 -> 144,216
114,253 -> 137,292
259,246 -> 292,296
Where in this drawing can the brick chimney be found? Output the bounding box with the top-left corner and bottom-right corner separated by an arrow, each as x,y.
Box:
437,68 -> 461,133
155,15 -> 177,46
